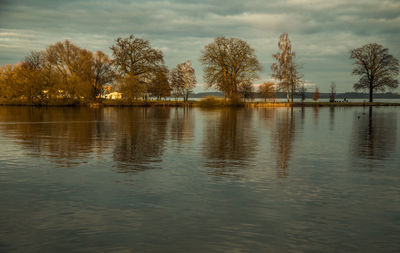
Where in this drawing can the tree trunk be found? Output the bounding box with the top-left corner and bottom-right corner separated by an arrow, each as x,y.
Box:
286,86 -> 290,103
290,91 -> 294,104
369,85 -> 373,102
290,83 -> 294,104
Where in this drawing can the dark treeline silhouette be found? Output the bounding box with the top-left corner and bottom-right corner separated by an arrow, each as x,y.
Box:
0,34 -> 398,105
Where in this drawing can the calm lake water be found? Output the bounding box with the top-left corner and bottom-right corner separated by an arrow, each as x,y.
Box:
0,106 -> 399,252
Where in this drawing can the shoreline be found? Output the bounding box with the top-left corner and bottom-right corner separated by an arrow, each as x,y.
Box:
1,100 -> 400,108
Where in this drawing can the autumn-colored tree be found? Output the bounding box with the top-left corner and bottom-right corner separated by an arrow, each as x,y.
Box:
313,87 -> 320,101
110,34 -> 164,99
46,40 -> 94,99
271,33 -> 302,103
149,67 -> 171,100
200,36 -> 261,99
350,43 -> 399,102
0,41 -> 113,104
169,60 -> 196,102
24,50 -> 59,98
258,82 -> 276,102
0,64 -> 23,99
19,50 -> 59,103
117,75 -> 145,101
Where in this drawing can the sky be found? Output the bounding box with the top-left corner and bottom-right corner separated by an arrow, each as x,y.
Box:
0,0 -> 399,93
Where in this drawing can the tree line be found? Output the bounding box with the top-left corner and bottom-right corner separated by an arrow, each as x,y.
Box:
0,33 -> 398,104
0,35 -> 196,104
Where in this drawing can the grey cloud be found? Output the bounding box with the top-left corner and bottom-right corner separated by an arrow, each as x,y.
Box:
0,0 -> 399,92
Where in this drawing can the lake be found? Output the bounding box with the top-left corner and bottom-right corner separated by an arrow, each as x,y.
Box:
0,106 -> 399,252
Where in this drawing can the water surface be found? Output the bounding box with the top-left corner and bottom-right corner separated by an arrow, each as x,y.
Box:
0,106 -> 399,252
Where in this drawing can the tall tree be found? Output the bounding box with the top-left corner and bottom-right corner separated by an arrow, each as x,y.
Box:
46,40 -> 94,99
110,34 -> 164,99
200,36 -> 261,99
350,43 -> 399,102
169,60 -> 196,102
271,33 -> 302,103
19,50 -> 59,102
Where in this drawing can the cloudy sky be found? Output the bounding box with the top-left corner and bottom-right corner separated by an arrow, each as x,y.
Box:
0,0 -> 399,92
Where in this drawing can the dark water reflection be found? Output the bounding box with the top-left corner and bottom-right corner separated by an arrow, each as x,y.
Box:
202,108 -> 257,176
352,107 -> 397,161
112,108 -> 170,172
0,106 -> 400,252
270,108 -> 297,177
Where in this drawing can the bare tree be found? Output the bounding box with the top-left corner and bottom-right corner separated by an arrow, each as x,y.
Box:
329,81 -> 336,102
169,60 -> 196,102
23,50 -> 45,70
271,33 -> 302,103
350,43 -> 399,102
92,51 -> 115,100
258,82 -> 276,102
200,36 -> 261,99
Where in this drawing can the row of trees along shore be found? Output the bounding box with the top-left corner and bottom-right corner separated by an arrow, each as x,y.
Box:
0,33 -> 398,105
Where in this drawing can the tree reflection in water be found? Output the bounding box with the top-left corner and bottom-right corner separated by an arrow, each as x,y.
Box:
202,108 -> 257,177
0,107 -> 172,171
313,106 -> 320,126
0,107 -> 106,167
329,106 -> 335,131
169,107 -> 194,145
112,107 -> 170,173
270,108 -> 297,177
352,107 -> 397,161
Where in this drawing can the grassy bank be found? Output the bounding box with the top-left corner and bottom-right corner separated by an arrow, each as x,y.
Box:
247,101 -> 400,107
